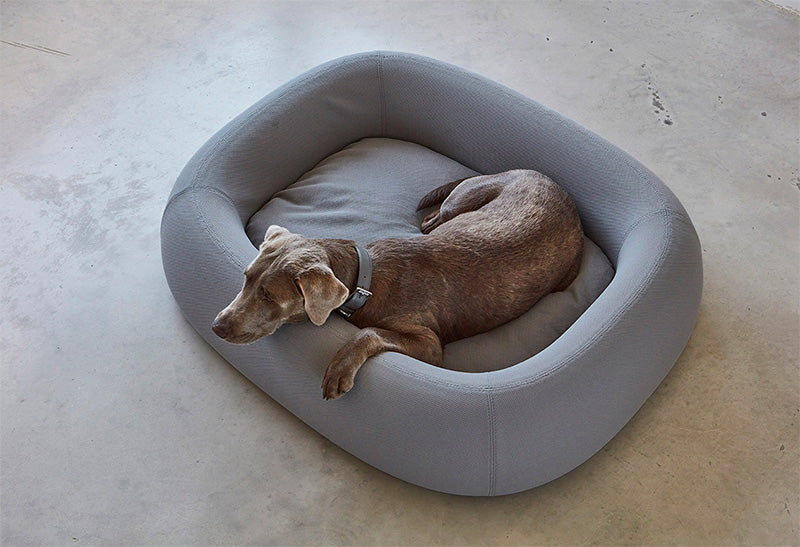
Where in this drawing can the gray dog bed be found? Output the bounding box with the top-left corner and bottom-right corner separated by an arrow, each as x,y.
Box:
161,52 -> 702,496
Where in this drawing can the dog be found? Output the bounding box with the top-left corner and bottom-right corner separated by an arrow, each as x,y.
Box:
212,169 -> 584,399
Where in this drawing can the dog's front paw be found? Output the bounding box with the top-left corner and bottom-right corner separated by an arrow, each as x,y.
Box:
322,362 -> 356,400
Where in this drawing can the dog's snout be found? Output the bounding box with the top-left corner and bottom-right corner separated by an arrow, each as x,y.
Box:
212,317 -> 231,339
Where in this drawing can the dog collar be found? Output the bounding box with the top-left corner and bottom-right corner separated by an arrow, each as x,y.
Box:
336,245 -> 372,318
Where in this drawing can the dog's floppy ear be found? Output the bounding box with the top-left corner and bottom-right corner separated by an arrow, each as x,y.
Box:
294,266 -> 349,326
263,225 -> 289,246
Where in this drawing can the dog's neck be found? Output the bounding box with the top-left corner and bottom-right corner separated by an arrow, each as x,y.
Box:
319,239 -> 361,294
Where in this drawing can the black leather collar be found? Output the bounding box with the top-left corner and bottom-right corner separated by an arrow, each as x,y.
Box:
336,245 -> 372,318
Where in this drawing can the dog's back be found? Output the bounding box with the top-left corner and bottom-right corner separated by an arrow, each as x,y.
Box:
359,170 -> 584,343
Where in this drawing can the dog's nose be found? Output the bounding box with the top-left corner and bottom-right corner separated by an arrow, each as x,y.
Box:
211,317 -> 230,339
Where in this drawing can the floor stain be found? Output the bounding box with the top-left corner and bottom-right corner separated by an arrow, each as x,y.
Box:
641,62 -> 673,126
7,168 -> 154,257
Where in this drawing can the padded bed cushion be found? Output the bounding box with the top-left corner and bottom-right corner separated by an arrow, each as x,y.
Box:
161,51 -> 702,496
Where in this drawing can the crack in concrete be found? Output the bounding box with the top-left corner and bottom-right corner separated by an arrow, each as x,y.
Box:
0,39 -> 70,57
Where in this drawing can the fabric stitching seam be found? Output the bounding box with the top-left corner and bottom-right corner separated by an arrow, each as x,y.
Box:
487,391 -> 497,495
377,53 -> 387,134
188,187 -> 246,271
164,185 -> 237,215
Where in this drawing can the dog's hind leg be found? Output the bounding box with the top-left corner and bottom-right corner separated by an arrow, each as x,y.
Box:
416,177 -> 469,211
322,324 -> 442,400
420,176 -> 503,234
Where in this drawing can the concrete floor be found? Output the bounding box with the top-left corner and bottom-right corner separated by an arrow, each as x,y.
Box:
2,1 -> 798,544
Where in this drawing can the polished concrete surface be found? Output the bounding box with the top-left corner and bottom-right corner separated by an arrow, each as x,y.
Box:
2,1 -> 798,544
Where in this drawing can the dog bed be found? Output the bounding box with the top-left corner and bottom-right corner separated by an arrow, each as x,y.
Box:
161,51 -> 702,496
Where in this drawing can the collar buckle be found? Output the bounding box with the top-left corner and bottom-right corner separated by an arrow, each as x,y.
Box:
354,287 -> 372,298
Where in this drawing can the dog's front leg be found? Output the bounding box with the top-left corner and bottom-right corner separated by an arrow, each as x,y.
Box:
322,325 -> 442,400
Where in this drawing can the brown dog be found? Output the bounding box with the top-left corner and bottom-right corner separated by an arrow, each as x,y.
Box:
212,169 -> 583,399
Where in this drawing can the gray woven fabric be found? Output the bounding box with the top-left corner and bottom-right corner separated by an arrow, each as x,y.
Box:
161,52 -> 702,496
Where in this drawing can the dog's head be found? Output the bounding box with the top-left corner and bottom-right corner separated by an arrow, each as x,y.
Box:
211,225 -> 350,344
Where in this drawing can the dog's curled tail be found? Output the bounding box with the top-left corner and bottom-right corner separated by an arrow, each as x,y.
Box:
416,178 -> 469,211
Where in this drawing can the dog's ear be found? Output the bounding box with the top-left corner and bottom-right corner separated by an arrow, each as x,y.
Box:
263,225 -> 289,246
294,266 -> 349,326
